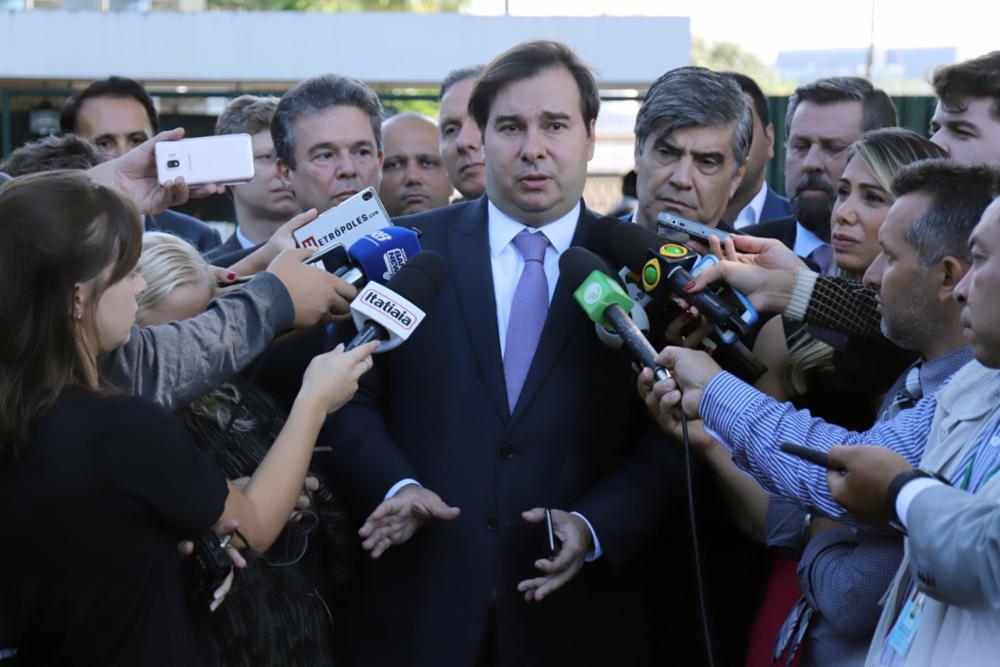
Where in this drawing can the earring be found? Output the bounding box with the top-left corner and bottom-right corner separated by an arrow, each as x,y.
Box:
74,312 -> 82,321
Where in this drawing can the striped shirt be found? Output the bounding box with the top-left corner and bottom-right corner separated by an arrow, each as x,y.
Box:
700,370 -> 945,520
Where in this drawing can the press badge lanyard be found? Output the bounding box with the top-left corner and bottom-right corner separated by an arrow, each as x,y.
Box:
887,431 -> 1000,659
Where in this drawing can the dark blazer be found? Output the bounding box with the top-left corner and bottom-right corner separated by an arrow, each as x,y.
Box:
145,209 -> 221,253
320,197 -> 684,666
742,213 -> 798,250
204,231 -> 242,262
760,186 -> 794,224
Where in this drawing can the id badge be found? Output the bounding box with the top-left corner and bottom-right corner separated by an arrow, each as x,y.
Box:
887,587 -> 926,657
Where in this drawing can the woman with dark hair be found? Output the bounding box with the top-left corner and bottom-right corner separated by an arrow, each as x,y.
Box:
0,170 -> 376,666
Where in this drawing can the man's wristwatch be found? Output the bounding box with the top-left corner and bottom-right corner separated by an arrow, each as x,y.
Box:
886,468 -> 950,533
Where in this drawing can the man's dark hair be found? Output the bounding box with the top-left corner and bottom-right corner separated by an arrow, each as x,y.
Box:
722,71 -> 770,127
785,76 -> 896,137
932,51 -> 1000,120
216,95 -> 280,137
271,74 -> 384,170
439,65 -> 484,100
634,66 -> 753,167
0,134 -> 103,177
892,158 -> 1000,265
59,76 -> 159,134
469,40 -> 600,137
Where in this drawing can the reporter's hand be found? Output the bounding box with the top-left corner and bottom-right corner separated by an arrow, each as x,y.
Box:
299,342 -> 378,415
86,128 -> 224,215
637,367 -> 717,453
710,235 -> 808,272
358,484 -> 460,559
517,509 -> 592,602
826,445 -> 913,525
266,248 -> 358,325
648,346 -> 723,418
687,259 -> 797,314
229,209 -> 315,275
176,518 -> 246,612
662,305 -> 714,349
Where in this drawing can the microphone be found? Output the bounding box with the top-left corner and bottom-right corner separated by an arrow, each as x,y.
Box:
608,223 -> 749,338
559,246 -> 670,382
346,250 -> 449,353
308,226 -> 422,288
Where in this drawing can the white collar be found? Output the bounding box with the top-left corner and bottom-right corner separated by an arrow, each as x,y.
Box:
487,199 -> 580,259
235,226 -> 257,249
744,182 -> 770,225
793,221 -> 826,258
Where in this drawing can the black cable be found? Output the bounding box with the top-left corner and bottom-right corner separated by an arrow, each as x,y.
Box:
680,409 -> 715,667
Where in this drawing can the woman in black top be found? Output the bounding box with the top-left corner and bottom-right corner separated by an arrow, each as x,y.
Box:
0,171 -> 376,666
136,231 -> 355,666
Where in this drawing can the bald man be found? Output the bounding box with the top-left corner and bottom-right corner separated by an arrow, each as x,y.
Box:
379,112 -> 454,216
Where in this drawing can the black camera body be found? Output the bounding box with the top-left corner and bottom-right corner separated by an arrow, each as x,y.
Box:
182,531 -> 233,610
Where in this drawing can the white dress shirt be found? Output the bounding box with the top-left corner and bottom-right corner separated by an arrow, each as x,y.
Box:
732,181 -> 771,230
488,199 -> 579,356
387,199 -> 603,561
235,226 -> 257,250
793,222 -> 826,259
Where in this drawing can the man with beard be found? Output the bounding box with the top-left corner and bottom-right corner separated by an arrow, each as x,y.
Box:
742,77 -> 895,273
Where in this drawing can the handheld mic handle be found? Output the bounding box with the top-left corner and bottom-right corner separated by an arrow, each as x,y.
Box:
665,265 -> 748,337
604,304 -> 670,383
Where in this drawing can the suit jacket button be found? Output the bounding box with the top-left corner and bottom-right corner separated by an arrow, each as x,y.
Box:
500,444 -> 514,459
486,516 -> 499,531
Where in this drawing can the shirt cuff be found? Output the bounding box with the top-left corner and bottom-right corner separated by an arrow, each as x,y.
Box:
571,511 -> 603,562
785,268 -> 819,321
385,478 -> 421,501
895,477 -> 945,530
698,371 -> 760,445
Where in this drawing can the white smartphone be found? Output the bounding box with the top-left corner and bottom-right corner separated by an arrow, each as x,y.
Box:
154,134 -> 254,186
292,187 -> 391,255
656,211 -> 732,243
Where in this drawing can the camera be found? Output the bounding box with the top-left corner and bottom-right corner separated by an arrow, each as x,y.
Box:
166,159 -> 180,169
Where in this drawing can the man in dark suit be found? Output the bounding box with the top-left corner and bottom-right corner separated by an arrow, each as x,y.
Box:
742,77 -> 896,273
60,76 -> 221,253
320,40 -> 682,666
722,72 -> 793,229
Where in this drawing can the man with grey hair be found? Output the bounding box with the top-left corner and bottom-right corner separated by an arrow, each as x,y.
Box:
379,112 -> 454,216
272,74 -> 384,215
632,66 -> 753,234
438,65 -> 486,200
743,76 -> 896,272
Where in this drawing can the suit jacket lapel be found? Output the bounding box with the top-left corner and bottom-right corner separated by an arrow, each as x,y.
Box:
507,206 -> 595,426
449,197 -> 510,422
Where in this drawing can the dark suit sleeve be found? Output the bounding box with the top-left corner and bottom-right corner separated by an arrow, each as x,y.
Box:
572,424 -> 687,570
316,355 -> 420,517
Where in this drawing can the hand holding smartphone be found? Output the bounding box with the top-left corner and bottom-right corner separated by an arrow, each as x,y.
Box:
155,134 -> 254,186
779,442 -> 842,470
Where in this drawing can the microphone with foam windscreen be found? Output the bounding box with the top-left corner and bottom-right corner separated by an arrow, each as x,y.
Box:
346,250 -> 448,353
559,246 -> 669,382
306,226 -> 422,288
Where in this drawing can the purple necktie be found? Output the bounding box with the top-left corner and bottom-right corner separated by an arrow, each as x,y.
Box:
808,243 -> 835,275
503,229 -> 550,411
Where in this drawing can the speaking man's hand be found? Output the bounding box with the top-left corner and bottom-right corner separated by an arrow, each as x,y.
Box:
516,508 -> 593,602
359,484 -> 460,559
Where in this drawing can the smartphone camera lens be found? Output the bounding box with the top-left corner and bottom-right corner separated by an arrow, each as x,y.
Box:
167,159 -> 180,169
362,191 -> 373,201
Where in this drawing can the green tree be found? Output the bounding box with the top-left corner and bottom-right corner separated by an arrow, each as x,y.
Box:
691,37 -> 793,94
208,0 -> 465,11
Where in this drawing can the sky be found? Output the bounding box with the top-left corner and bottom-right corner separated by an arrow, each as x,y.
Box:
464,0 -> 997,64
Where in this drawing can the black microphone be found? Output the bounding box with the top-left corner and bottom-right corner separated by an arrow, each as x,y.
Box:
345,250 -> 449,352
609,222 -> 747,335
559,246 -> 670,382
